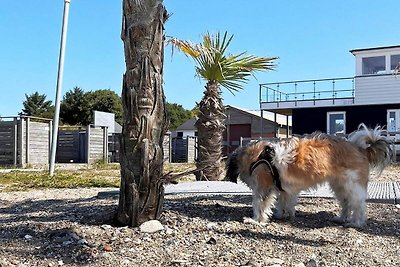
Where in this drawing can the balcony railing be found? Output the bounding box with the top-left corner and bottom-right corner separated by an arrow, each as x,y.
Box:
259,77 -> 355,104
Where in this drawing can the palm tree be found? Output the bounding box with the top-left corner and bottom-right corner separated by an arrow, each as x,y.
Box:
116,0 -> 169,227
169,32 -> 277,181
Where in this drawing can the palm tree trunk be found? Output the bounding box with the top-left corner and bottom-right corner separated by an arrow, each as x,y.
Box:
116,0 -> 168,227
195,81 -> 226,181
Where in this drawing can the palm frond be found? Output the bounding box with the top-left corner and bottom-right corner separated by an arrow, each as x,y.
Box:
168,31 -> 278,94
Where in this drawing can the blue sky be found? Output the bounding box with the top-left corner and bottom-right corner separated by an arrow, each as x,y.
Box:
0,0 -> 399,117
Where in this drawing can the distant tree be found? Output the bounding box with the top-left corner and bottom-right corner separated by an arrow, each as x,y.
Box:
60,86 -> 88,125
60,88 -> 123,126
190,103 -> 200,117
19,91 -> 54,119
166,102 -> 193,130
86,89 -> 123,125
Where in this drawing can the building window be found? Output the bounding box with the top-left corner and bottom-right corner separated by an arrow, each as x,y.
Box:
388,110 -> 397,132
362,56 -> 386,75
327,112 -> 346,135
391,54 -> 400,71
177,132 -> 183,137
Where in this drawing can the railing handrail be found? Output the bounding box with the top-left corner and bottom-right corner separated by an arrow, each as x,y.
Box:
282,88 -> 353,96
260,76 -> 354,86
264,86 -> 289,95
260,76 -> 355,103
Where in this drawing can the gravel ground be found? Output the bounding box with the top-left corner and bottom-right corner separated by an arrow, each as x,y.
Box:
0,185 -> 399,267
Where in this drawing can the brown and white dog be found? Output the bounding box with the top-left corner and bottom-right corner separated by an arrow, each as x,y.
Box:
226,124 -> 392,227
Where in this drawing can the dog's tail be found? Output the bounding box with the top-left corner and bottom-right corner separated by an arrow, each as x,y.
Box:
225,150 -> 240,183
348,123 -> 392,175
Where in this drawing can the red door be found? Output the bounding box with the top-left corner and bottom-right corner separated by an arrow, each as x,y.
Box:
224,124 -> 251,155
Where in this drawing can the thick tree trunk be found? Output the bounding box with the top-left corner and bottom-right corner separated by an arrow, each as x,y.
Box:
195,81 -> 225,181
116,0 -> 168,227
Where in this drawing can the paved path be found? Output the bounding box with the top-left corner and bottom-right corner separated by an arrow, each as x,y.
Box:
164,181 -> 400,204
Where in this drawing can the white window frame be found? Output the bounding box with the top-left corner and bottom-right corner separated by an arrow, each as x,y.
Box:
327,111 -> 346,135
390,54 -> 400,72
361,56 -> 386,75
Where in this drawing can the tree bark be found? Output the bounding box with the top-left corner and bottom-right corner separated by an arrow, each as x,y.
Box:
116,0 -> 168,227
195,81 -> 225,181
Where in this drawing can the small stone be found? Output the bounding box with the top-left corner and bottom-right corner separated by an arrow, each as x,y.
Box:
305,259 -> 318,267
70,233 -> 80,240
58,260 -> 64,266
165,227 -> 174,235
241,260 -> 260,267
24,234 -> 32,240
294,263 -> 306,267
10,259 -> 18,265
139,220 -> 164,233
77,239 -> 88,245
264,257 -> 284,265
62,240 -> 73,246
206,237 -> 217,245
171,259 -> 189,264
101,224 -> 112,230
103,245 -> 113,252
206,222 -> 218,229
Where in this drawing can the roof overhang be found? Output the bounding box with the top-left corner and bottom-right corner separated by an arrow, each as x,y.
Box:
350,45 -> 400,55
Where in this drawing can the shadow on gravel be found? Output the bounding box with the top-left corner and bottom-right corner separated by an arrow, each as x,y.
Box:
0,192 -> 398,265
165,194 -> 400,239
0,196 -> 117,226
0,195 -> 119,265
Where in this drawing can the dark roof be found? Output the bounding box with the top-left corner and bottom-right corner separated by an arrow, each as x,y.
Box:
225,105 -> 279,126
176,117 -> 197,131
350,45 -> 400,54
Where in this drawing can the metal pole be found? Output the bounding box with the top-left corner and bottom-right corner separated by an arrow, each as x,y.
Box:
49,0 -> 71,176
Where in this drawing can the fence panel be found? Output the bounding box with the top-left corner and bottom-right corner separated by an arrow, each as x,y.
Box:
57,130 -> 80,163
88,127 -> 106,163
0,121 -> 15,165
28,121 -> 50,165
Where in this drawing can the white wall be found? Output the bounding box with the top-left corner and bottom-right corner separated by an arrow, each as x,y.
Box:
354,75 -> 400,105
171,129 -> 197,138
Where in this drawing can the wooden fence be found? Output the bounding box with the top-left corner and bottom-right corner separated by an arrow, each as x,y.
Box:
0,116 -> 51,166
0,116 -> 108,167
107,133 -> 172,163
0,116 -> 197,166
171,136 -> 197,163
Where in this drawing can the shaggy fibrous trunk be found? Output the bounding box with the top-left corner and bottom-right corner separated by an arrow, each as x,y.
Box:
116,0 -> 168,227
195,81 -> 226,181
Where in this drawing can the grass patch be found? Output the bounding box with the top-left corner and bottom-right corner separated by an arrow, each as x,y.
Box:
0,169 -> 120,192
0,162 -> 198,192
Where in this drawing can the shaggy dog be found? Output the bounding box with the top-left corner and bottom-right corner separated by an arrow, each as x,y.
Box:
226,124 -> 392,227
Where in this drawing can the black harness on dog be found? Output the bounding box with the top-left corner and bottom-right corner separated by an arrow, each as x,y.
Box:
249,146 -> 284,192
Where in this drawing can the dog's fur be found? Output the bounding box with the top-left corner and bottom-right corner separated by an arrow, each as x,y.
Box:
226,124 -> 392,227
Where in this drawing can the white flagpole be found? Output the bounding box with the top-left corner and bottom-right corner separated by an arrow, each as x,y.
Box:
49,0 -> 71,176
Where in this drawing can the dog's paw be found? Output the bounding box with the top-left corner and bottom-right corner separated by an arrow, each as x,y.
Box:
332,216 -> 348,224
344,219 -> 365,228
273,210 -> 294,220
272,209 -> 283,220
243,217 -> 267,226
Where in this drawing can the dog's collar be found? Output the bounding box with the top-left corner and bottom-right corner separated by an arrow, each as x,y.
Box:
249,158 -> 284,192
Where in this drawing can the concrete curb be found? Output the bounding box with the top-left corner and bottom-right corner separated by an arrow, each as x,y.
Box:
97,181 -> 400,204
